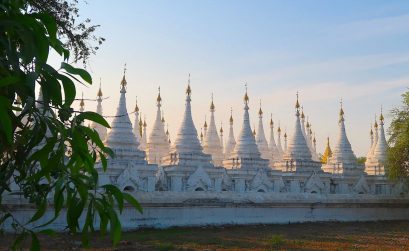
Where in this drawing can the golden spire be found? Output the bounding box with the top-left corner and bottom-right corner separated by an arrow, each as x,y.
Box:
258,99 -> 263,116
277,121 -> 281,133
186,73 -> 191,96
80,92 -> 85,107
210,92 -> 215,111
380,106 -> 384,122
134,96 -> 139,112
120,63 -> 127,89
244,82 -> 249,104
270,113 -> 273,126
321,137 -> 333,164
284,132 -> 287,138
200,128 -> 203,140
97,78 -> 103,98
204,115 -> 207,129
295,91 -> 300,109
339,98 -> 345,122
161,110 -> 165,123
229,107 -> 233,124
139,114 -> 143,136
143,118 -> 147,127
157,86 -> 162,103
301,106 -> 305,119
220,122 -> 223,134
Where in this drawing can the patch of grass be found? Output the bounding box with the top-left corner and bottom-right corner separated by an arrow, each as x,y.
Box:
157,242 -> 175,251
269,234 -> 285,248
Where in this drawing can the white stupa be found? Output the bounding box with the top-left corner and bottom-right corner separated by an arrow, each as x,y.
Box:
268,115 -> 281,165
90,80 -> 107,141
224,109 -> 236,159
323,101 -> 362,176
146,88 -> 170,165
132,97 -> 141,144
275,93 -> 322,173
139,117 -> 147,151
203,95 -> 224,166
365,109 -> 388,175
104,73 -> 146,162
276,123 -> 284,158
223,86 -> 269,169
162,75 -> 213,167
255,103 -> 272,162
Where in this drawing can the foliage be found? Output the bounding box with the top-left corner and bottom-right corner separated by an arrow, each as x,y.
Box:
0,0 -> 140,249
27,0 -> 105,65
386,90 -> 409,181
356,157 -> 366,165
269,234 -> 285,248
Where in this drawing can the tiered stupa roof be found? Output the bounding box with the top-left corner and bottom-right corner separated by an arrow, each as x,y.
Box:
223,85 -> 269,169
255,102 -> 271,162
276,123 -> 284,158
133,97 -> 141,144
275,93 -> 322,173
325,101 -> 361,176
104,72 -> 146,162
268,115 -> 281,164
224,108 -> 236,159
162,75 -> 213,167
147,87 -> 170,165
365,109 -> 388,175
90,80 -> 107,141
202,94 -> 224,166
140,118 -> 147,151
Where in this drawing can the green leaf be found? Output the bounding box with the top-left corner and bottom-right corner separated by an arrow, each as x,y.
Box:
103,184 -> 124,213
123,193 -> 143,214
76,111 -> 110,128
108,208 -> 121,246
59,74 -> 76,105
30,232 -> 40,251
28,199 -> 47,224
0,76 -> 20,88
39,229 -> 56,236
0,105 -> 12,144
61,62 -> 92,84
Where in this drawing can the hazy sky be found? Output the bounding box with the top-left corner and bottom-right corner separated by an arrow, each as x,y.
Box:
51,0 -> 409,156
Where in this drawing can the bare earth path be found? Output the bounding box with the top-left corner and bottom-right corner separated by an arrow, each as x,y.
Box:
1,221 -> 409,250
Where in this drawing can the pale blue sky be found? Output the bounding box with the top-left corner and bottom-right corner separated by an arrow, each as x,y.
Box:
56,0 -> 409,156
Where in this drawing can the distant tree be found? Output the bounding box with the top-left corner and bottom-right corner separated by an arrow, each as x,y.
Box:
386,90 -> 409,182
356,157 -> 366,165
28,0 -> 105,65
0,0 -> 140,249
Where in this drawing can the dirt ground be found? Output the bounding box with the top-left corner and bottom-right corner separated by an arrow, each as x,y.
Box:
1,220 -> 409,250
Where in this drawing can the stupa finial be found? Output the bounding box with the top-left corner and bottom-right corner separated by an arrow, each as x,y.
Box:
258,99 -> 263,116
157,86 -> 162,104
229,107 -> 233,124
121,63 -> 127,90
339,98 -> 345,122
244,82 -> 249,104
186,73 -> 191,96
97,78 -> 103,98
380,105 -> 384,122
210,92 -> 215,111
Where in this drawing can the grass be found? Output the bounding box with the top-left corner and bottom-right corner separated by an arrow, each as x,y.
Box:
0,221 -> 408,250
269,234 -> 285,248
